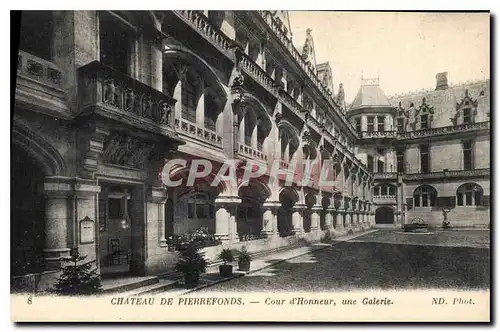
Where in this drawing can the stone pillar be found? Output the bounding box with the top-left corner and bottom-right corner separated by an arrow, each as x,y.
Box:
292,204 -> 306,234
42,177 -> 73,270
345,212 -> 352,229
310,206 -> 321,231
151,37 -> 163,92
147,187 -> 168,248
335,211 -> 344,230
262,201 -> 280,238
361,115 -> 367,132
215,196 -> 241,244
325,208 -> 334,230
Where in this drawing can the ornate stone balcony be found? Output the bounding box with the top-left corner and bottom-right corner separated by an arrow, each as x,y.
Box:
397,121 -> 490,140
236,49 -> 275,93
78,61 -> 180,139
175,118 -> 223,147
403,168 -> 490,181
373,195 -> 397,204
374,172 -> 398,180
238,144 -> 267,162
173,10 -> 233,58
360,131 -> 398,140
15,51 -> 70,118
276,86 -> 306,115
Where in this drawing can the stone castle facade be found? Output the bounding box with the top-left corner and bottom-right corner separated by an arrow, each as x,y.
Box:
12,11 -> 489,291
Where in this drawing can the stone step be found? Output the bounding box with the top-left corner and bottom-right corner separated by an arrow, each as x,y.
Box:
102,276 -> 160,294
119,279 -> 179,297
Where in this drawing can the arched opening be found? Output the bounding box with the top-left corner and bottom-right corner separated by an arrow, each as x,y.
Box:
237,180 -> 270,241
456,183 -> 483,206
279,121 -> 299,162
375,206 -> 394,224
11,144 -> 46,277
413,185 -> 437,207
278,187 -> 298,237
238,99 -> 272,152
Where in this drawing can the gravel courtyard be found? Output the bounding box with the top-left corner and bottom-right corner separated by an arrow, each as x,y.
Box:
198,230 -> 490,292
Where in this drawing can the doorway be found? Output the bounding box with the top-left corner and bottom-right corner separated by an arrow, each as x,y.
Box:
375,206 -> 394,224
98,183 -> 143,277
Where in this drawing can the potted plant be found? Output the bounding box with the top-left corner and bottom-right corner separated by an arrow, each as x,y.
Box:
175,244 -> 208,288
218,248 -> 234,278
237,246 -> 252,272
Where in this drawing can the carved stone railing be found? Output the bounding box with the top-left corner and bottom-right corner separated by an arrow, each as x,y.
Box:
236,49 -> 275,92
361,131 -> 398,139
373,195 -> 397,203
374,172 -> 398,180
173,10 -> 233,57
238,143 -> 267,162
404,168 -> 490,181
17,50 -> 63,88
397,121 -> 490,140
276,86 -> 305,115
175,118 -> 222,147
78,61 -> 178,134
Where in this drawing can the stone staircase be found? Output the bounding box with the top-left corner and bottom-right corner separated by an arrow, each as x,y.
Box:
101,275 -> 178,296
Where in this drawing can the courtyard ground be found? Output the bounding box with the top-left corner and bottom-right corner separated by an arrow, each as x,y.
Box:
194,229 -> 490,292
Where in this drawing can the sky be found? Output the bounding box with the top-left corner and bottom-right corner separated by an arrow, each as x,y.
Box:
288,12 -> 490,103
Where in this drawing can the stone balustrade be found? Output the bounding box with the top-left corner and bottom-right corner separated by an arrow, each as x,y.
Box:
361,131 -> 398,139
78,61 -> 178,135
374,172 -> 398,180
238,143 -> 267,162
404,168 -> 490,181
174,10 -> 233,57
18,50 -> 63,88
397,121 -> 490,140
175,118 -> 223,147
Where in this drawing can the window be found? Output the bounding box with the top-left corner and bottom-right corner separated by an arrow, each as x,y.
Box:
463,140 -> 473,171
108,198 -> 122,219
420,144 -> 430,174
204,94 -> 218,131
99,16 -> 131,75
463,108 -> 472,124
397,118 -> 405,133
413,185 -> 437,207
388,185 -> 396,196
367,155 -> 374,172
420,114 -> 429,129
456,183 -> 483,206
377,116 -> 385,131
181,72 -> 199,123
355,118 -> 361,133
186,193 -> 214,219
377,160 -> 384,173
396,149 -> 405,173
20,11 -> 53,61
367,117 -> 374,132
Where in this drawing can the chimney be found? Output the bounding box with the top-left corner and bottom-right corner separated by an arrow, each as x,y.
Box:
435,72 -> 449,90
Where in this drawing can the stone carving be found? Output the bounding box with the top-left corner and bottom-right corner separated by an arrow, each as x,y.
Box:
275,112 -> 283,124
159,101 -> 173,125
451,89 -> 478,125
102,133 -> 155,169
124,88 -> 137,113
335,83 -> 345,109
301,29 -> 314,63
103,79 -> 117,106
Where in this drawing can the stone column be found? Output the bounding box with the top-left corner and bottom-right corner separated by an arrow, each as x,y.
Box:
151,37 -> 163,92
345,212 -> 352,229
262,201 -> 280,238
335,211 -> 344,230
361,115 -> 368,132
310,206 -> 322,231
325,208 -> 334,230
215,196 -> 241,244
292,204 -> 306,234
42,177 -> 73,270
147,187 -> 168,248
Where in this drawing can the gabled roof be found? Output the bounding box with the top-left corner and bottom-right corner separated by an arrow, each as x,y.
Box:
349,78 -> 392,111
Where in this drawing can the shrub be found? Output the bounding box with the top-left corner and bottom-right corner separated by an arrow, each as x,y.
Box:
218,248 -> 234,265
237,247 -> 252,263
53,249 -> 102,296
175,244 -> 208,277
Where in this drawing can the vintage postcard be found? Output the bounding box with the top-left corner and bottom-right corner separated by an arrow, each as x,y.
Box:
10,10 -> 490,322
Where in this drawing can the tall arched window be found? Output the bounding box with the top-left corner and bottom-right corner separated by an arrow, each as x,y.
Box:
279,124 -> 299,161
456,183 -> 483,206
181,70 -> 200,123
413,185 -> 437,207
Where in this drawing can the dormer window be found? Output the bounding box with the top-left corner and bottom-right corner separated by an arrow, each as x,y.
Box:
463,108 -> 472,125
420,114 -> 429,129
397,118 -> 405,132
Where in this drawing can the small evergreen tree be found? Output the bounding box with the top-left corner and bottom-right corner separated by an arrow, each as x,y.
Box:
53,249 -> 102,296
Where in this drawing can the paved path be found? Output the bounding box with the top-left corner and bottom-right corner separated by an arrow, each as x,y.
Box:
190,230 -> 490,292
